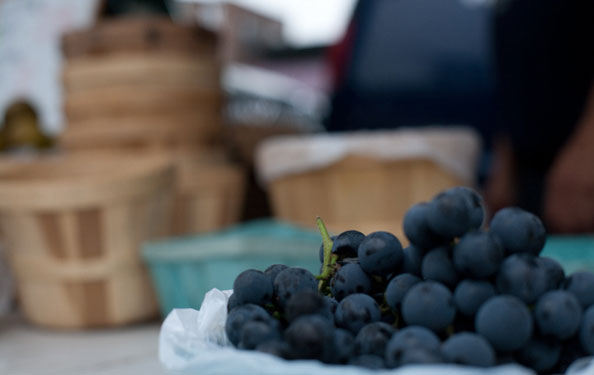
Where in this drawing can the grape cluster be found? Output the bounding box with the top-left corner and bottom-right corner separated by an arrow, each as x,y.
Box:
224,187 -> 594,373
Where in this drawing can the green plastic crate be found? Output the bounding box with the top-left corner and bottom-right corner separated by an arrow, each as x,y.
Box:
541,235 -> 594,274
142,220 -> 322,317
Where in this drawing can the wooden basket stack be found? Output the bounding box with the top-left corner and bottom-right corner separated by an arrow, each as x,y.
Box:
60,16 -> 222,152
60,16 -> 245,236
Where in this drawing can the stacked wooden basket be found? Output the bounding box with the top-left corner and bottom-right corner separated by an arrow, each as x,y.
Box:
0,17 -> 245,328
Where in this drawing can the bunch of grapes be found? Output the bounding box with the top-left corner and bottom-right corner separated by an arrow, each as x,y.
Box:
224,186 -> 594,373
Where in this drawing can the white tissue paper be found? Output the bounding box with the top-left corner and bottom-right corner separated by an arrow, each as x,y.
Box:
159,288 -> 594,375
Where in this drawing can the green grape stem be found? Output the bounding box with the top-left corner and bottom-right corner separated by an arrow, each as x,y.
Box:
315,217 -> 338,292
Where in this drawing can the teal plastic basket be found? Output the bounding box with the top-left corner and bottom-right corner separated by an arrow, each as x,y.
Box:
541,235 -> 594,274
142,220 -> 322,317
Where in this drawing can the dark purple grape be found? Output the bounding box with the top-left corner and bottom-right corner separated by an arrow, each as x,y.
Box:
330,263 -> 373,301
441,332 -> 496,367
453,279 -> 495,317
401,281 -> 456,332
490,207 -> 546,255
536,256 -> 565,290
564,271 -> 594,309
285,314 -> 335,361
233,269 -> 273,306
475,295 -> 533,352
239,320 -> 281,350
264,264 -> 288,284
225,304 -> 274,347
332,230 -> 365,258
403,202 -> 447,250
421,247 -> 458,289
333,328 -> 355,364
534,290 -> 582,340
227,293 -> 240,312
554,335 -> 587,374
325,296 -> 338,314
255,339 -> 290,359
358,231 -> 403,276
453,231 -> 504,279
273,267 -> 317,308
516,337 -> 561,373
426,189 -> 474,238
385,326 -> 441,368
348,355 -> 386,369
447,186 -> 485,230
496,253 -> 549,304
355,322 -> 396,357
402,244 -> 424,276
285,290 -> 334,323
384,273 -> 421,310
580,305 -> 594,355
335,293 -> 381,335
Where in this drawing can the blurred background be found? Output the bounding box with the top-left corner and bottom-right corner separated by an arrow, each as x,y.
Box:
0,0 -> 592,373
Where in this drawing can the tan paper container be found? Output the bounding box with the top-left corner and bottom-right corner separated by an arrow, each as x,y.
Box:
0,153 -> 175,328
256,128 -> 482,240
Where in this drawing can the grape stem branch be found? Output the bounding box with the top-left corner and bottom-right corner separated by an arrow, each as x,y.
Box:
315,217 -> 337,292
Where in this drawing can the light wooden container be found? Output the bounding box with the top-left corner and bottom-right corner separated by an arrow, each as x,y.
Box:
0,154 -> 175,328
267,155 -> 466,240
170,152 -> 245,235
60,16 -> 223,153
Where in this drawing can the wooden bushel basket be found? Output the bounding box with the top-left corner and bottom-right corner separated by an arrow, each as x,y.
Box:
0,153 -> 175,328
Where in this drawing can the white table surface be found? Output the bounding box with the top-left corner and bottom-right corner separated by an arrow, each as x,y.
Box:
0,314 -> 167,375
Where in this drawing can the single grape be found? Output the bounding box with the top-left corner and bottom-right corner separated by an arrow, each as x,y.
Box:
285,314 -> 335,361
554,335 -> 587,374
325,296 -> 338,314
348,355 -> 386,369
564,271 -> 594,309
358,231 -> 404,276
227,293 -> 240,312
447,186 -> 485,230
475,295 -> 533,352
421,247 -> 458,289
516,337 -> 561,373
384,273 -> 421,310
225,304 -> 274,347
273,267 -> 317,308
233,269 -> 273,306
426,189 -> 474,238
453,231 -> 504,279
402,244 -> 424,276
441,332 -> 496,367
333,328 -> 356,364
403,202 -> 447,250
355,322 -> 396,357
330,263 -> 373,301
534,290 -> 582,340
579,305 -> 594,355
285,290 -> 334,323
490,207 -> 546,255
496,253 -> 549,304
335,293 -> 381,335
385,326 -> 441,368
264,264 -> 288,284
454,279 -> 495,317
536,256 -> 565,290
239,320 -> 281,350
332,230 -> 365,258
402,281 -> 456,332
